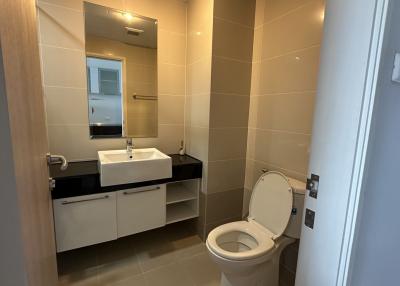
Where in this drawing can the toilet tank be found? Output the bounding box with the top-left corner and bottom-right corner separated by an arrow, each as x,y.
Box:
284,177 -> 306,239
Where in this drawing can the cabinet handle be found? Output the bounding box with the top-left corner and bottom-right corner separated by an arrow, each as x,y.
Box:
61,195 -> 110,205
123,186 -> 161,195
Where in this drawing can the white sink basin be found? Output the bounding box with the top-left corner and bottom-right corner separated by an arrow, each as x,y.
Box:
98,148 -> 172,187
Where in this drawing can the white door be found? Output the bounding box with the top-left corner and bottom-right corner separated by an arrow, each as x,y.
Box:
296,1 -> 389,286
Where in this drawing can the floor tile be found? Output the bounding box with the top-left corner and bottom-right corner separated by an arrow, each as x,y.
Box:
57,225 -> 221,286
180,253 -> 221,286
102,274 -> 148,286
144,262 -> 195,286
97,255 -> 142,285
58,267 -> 99,286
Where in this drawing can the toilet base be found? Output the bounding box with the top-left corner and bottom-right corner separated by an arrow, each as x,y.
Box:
219,258 -> 278,286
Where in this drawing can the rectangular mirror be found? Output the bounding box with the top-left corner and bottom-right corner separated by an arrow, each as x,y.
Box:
84,2 -> 158,138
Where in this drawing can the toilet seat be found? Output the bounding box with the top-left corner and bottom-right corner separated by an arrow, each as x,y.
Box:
248,171 -> 293,239
207,221 -> 275,261
206,172 -> 294,262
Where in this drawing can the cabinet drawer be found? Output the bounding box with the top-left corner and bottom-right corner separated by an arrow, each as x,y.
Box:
53,192 -> 117,252
117,185 -> 166,238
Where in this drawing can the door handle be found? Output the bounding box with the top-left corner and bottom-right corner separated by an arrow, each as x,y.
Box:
47,153 -> 68,171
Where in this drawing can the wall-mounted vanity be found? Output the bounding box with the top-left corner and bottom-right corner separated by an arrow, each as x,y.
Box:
51,154 -> 202,252
44,2 -> 202,253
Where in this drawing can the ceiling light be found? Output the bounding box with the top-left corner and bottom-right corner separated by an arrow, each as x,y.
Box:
123,12 -> 134,22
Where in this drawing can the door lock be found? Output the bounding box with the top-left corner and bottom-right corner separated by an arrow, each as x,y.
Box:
307,174 -> 319,199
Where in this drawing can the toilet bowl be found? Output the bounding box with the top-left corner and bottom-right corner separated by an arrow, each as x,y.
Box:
206,171 -> 306,286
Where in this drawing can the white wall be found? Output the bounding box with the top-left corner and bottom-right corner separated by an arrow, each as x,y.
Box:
0,48 -> 28,286
349,1 -> 400,285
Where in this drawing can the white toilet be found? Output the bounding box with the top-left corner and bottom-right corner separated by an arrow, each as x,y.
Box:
206,171 -> 306,286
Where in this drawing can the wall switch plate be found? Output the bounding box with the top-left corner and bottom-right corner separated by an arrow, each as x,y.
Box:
305,208 -> 316,229
392,53 -> 400,83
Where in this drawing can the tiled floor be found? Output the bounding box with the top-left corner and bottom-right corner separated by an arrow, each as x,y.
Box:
57,222 -> 221,286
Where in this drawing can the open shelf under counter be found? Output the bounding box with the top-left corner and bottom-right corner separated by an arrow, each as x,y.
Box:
166,182 -> 197,204
166,201 -> 198,224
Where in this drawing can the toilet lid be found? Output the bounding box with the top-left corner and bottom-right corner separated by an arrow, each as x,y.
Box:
249,172 -> 293,239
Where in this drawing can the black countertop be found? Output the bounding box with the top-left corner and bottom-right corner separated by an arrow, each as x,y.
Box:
50,154 -> 202,199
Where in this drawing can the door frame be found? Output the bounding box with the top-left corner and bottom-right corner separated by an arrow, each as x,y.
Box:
337,1 -> 390,284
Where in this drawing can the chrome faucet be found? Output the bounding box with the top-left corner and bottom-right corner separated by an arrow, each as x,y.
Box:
126,138 -> 134,153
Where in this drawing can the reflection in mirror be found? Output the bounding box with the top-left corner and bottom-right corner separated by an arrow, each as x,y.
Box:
84,2 -> 158,138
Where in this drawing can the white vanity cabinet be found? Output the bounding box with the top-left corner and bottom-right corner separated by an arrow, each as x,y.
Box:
53,192 -> 117,252
53,180 -> 200,252
116,185 -> 166,237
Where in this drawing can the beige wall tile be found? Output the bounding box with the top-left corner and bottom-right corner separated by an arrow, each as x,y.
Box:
242,187 -> 252,217
186,95 -> 210,128
206,188 -> 243,223
187,57 -> 212,95
263,0 -> 310,23
214,0 -> 256,27
259,46 -> 321,94
246,128 -> 256,159
244,159 -> 255,190
158,63 -> 185,95
187,0 -> 213,63
158,95 -> 185,125
208,128 -> 248,161
207,159 -> 246,194
209,93 -> 250,128
37,2 -> 85,50
39,0 -> 83,11
254,92 -> 316,133
211,57 -> 252,95
158,30 -> 186,65
157,124 -> 184,154
47,124 -> 125,161
258,159 -> 306,183
187,31 -> 212,65
250,61 -> 261,96
185,126 -> 209,162
153,0 -> 187,34
252,27 -> 264,62
245,0 -> 324,198
253,129 -> 310,174
41,45 -> 86,87
262,0 -> 325,59
247,96 -> 259,128
212,18 -> 254,62
254,0 -> 266,27
44,86 -> 88,125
